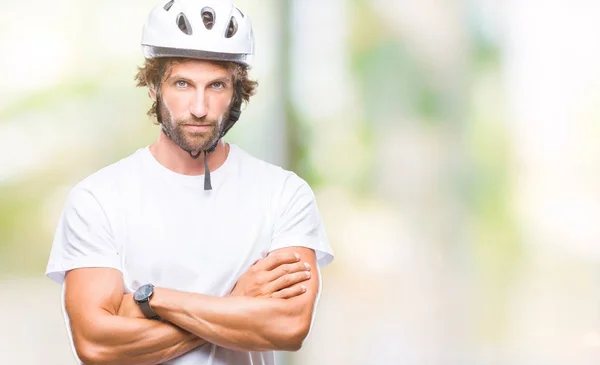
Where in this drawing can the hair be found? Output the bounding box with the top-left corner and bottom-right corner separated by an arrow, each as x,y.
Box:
134,57 -> 258,123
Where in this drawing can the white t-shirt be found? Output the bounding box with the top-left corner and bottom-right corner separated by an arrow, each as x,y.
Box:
45,143 -> 334,365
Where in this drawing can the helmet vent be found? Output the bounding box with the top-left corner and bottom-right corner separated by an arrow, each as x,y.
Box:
225,17 -> 238,38
201,7 -> 215,30
236,6 -> 245,18
163,0 -> 174,11
177,13 -> 192,35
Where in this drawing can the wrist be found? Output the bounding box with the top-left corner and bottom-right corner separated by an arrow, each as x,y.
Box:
150,287 -> 169,314
134,284 -> 161,320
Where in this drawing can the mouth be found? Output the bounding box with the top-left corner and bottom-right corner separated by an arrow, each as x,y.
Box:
183,124 -> 213,131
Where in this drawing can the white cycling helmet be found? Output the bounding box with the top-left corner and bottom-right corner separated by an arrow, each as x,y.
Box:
141,0 -> 254,66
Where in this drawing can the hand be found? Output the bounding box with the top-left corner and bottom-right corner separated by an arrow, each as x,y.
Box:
117,293 -> 146,319
231,252 -> 312,299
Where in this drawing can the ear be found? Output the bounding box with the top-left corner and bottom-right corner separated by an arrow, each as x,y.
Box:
148,88 -> 157,101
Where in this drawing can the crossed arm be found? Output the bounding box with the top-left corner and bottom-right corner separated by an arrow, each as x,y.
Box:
65,247 -> 319,365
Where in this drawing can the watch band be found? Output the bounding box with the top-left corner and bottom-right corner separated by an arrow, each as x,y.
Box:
139,300 -> 161,320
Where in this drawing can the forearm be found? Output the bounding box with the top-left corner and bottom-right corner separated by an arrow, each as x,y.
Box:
151,287 -> 308,352
74,314 -> 205,365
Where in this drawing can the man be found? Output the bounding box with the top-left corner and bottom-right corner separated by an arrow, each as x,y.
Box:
45,1 -> 334,364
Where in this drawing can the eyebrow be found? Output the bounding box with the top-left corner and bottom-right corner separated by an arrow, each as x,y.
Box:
167,74 -> 232,85
208,76 -> 232,85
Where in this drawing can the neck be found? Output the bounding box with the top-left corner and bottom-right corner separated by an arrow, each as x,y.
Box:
149,130 -> 229,176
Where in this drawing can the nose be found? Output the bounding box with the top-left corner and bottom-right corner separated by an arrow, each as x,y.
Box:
189,90 -> 208,119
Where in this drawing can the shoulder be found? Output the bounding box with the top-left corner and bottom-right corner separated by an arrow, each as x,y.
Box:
66,148 -> 145,207
230,144 -> 312,194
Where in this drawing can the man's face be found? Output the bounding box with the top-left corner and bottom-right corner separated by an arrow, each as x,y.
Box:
157,59 -> 234,152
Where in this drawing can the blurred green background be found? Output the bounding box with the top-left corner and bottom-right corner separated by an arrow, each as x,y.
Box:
2,0 -> 600,364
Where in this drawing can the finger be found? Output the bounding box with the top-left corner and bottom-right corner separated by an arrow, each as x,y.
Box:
270,285 -> 307,299
264,270 -> 311,294
256,252 -> 300,271
266,262 -> 310,282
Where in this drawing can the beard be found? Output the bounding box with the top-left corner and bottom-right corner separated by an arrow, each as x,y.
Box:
157,97 -> 228,153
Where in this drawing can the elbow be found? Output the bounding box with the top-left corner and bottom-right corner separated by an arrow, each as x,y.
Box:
276,319 -> 311,352
279,338 -> 304,352
74,339 -> 119,365
75,341 -> 104,365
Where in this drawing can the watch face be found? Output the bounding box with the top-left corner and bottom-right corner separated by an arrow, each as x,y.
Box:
134,284 -> 153,302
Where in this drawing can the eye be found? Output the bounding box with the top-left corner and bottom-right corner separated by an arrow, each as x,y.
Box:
211,81 -> 225,89
176,80 -> 188,88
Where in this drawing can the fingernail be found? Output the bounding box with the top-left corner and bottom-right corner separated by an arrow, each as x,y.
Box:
301,286 -> 307,292
294,253 -> 300,260
305,271 -> 311,278
304,263 -> 311,270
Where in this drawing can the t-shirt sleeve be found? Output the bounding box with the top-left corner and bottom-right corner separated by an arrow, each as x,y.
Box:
45,186 -> 121,285
269,174 -> 334,268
